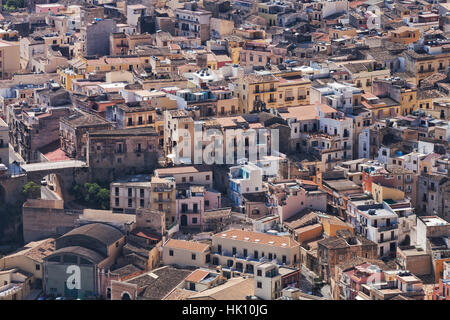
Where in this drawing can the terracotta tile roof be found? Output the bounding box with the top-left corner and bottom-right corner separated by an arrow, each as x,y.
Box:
6,238 -> 56,263
185,269 -> 210,283
188,277 -> 254,300
214,229 -> 299,248
164,239 -> 210,252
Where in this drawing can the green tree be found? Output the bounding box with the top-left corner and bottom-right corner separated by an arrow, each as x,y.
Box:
23,181 -> 41,199
84,182 -> 100,204
96,188 -> 110,210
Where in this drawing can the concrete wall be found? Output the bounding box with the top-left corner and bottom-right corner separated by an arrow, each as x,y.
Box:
22,200 -> 79,243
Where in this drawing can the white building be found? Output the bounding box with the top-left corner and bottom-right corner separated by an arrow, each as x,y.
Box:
351,201 -> 399,257
127,4 -> 148,27
254,262 -> 282,300
228,162 -> 263,207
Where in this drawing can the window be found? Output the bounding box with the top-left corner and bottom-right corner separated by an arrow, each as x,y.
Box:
206,175 -> 210,181
257,282 -> 262,289
35,264 -> 40,271
192,254 -> 196,260
257,270 -> 262,276
169,250 -> 174,256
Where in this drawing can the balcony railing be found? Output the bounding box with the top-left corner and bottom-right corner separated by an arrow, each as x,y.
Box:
379,236 -> 398,243
153,198 -> 172,203
418,68 -> 435,73
377,224 -> 398,232
180,209 -> 199,214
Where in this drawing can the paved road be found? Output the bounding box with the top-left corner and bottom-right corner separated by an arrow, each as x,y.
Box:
41,185 -> 61,200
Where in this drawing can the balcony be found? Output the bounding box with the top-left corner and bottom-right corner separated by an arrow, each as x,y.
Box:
418,68 -> 435,74
180,209 -> 199,214
153,187 -> 173,192
377,224 -> 398,232
285,96 -> 295,102
298,95 -> 307,100
268,99 -> 277,103
153,198 -> 172,203
379,236 -> 398,243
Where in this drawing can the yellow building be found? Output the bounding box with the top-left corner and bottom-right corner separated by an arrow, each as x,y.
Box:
0,238 -> 55,281
225,36 -> 245,64
149,176 -> 177,227
58,68 -> 84,91
321,215 -> 354,237
372,183 -> 405,203
390,26 -> 420,44
329,27 -> 357,40
256,2 -> 279,27
404,50 -> 450,84
235,73 -> 279,114
361,92 -> 401,119
0,39 -> 20,79
275,71 -> 311,107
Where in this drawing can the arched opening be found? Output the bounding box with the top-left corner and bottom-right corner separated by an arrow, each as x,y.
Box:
402,235 -> 411,246
121,292 -> 131,300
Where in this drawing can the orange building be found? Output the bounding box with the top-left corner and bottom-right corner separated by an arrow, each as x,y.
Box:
390,26 -> 420,44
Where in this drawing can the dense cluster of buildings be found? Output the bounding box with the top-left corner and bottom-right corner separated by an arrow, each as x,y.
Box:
0,0 -> 449,301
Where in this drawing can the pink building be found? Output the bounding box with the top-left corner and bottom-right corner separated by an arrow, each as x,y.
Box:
176,185 -> 221,229
267,179 -> 327,222
36,4 -> 65,14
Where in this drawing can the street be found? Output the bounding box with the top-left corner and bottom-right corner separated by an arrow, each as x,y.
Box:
41,185 -> 61,200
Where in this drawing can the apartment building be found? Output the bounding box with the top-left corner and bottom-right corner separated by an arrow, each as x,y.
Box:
239,41 -> 285,67
234,73 -> 279,114
149,176 -> 177,226
338,60 -> 390,93
9,107 -> 71,163
59,111 -> 113,160
80,19 -> 117,57
176,185 -> 221,229
350,201 -> 399,258
162,239 -> 211,268
275,71 -> 311,107
210,229 -> 301,275
372,79 -> 418,116
155,166 -> 213,189
389,26 -> 420,44
266,180 -> 327,223
0,40 -> 20,80
228,162 -> 263,207
254,262 -> 282,300
110,177 -> 151,214
106,101 -> 156,129
174,2 -> 212,43
403,49 -> 450,84
317,231 -> 378,282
